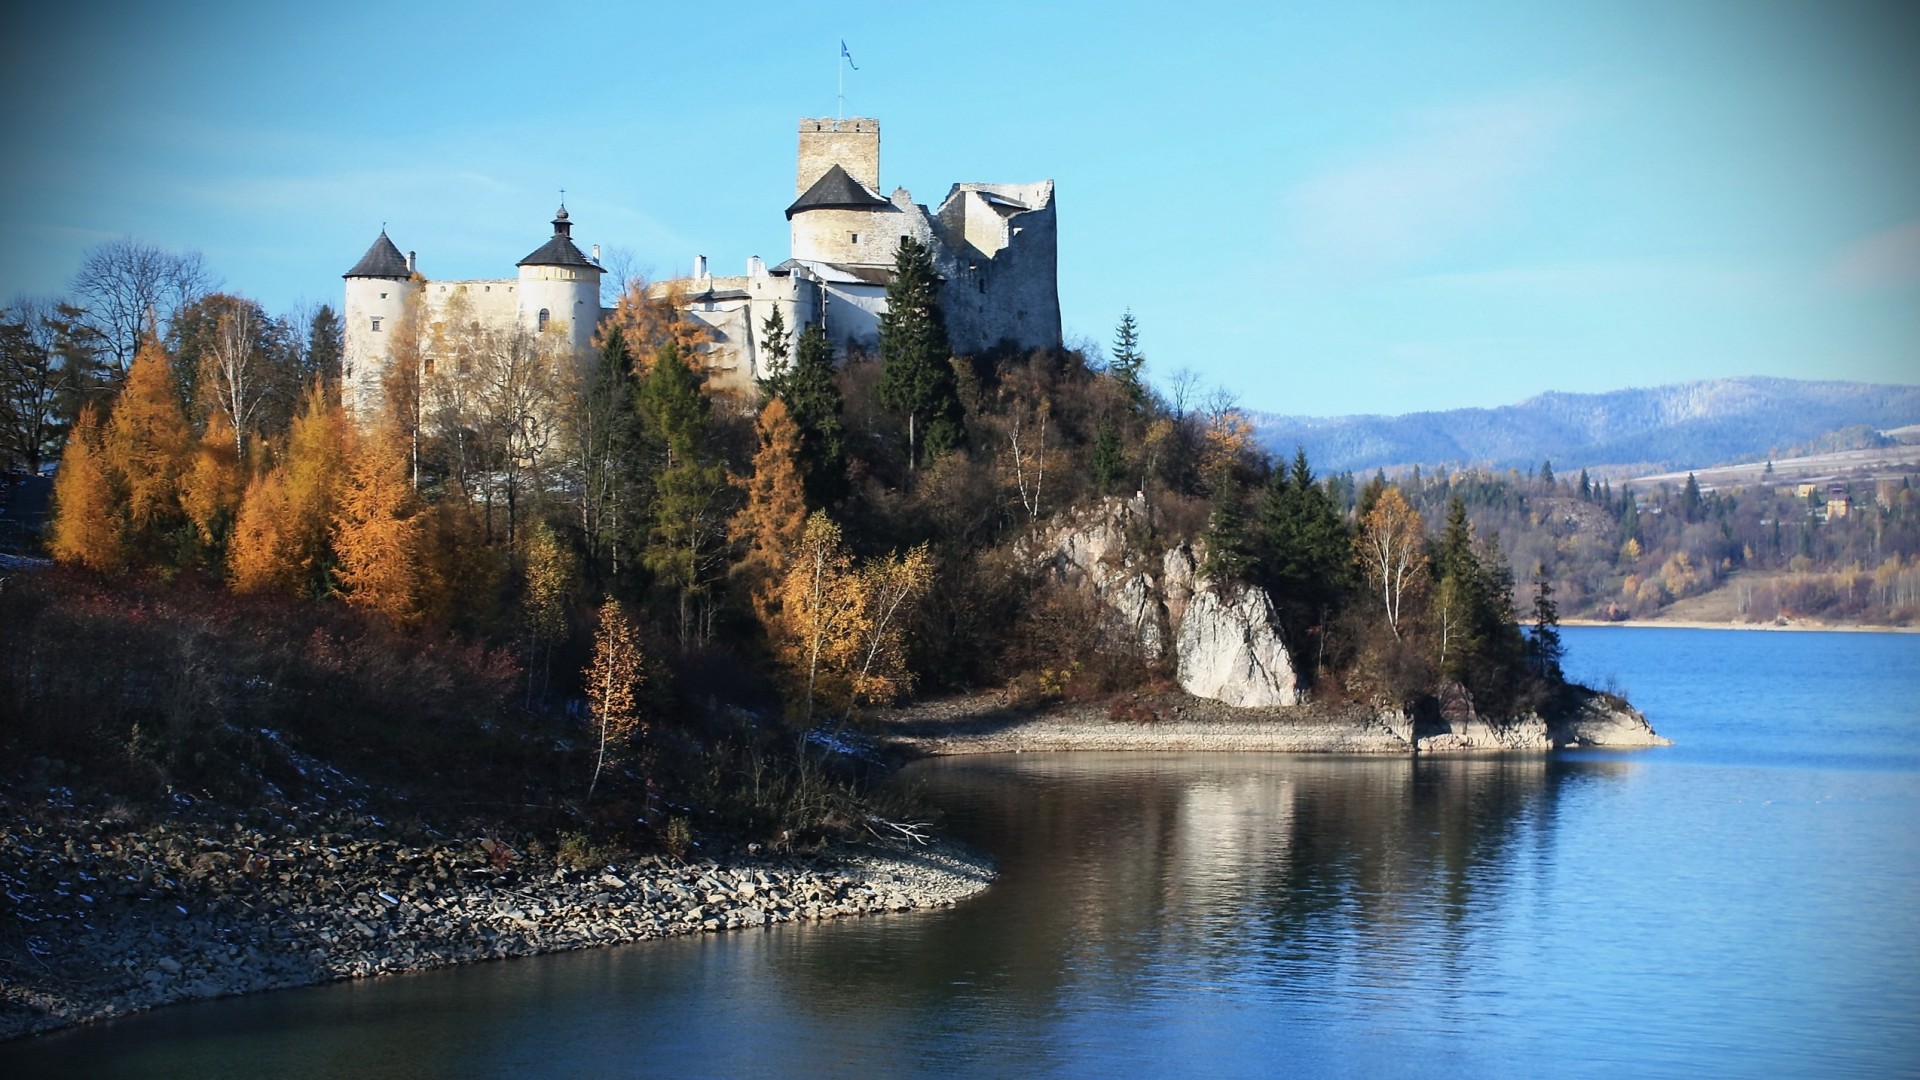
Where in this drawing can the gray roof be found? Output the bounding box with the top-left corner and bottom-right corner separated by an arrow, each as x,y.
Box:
344,231 -> 410,279
786,164 -> 889,219
518,206 -> 603,270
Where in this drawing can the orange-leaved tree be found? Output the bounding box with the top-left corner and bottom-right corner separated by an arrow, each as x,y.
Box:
48,406 -> 125,571
178,411 -> 244,554
595,280 -> 711,375
775,512 -> 934,724
584,595 -> 645,803
103,334 -> 190,560
730,396 -> 810,628
229,465 -> 296,594
1355,485 -> 1427,640
332,413 -> 424,624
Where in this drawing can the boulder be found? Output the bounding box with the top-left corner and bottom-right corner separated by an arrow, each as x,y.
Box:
1174,586 -> 1300,708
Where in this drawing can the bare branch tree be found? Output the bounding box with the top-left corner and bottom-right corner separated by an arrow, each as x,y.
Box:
70,238 -> 217,374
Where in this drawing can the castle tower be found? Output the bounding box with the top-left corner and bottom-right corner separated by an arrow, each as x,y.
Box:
341,229 -> 420,416
515,205 -> 603,355
788,117 -> 931,266
796,117 -> 879,195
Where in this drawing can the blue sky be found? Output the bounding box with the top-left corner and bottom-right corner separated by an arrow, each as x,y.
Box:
2,0 -> 1915,416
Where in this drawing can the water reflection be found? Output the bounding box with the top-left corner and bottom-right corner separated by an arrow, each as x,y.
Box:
3,753 -> 1651,1080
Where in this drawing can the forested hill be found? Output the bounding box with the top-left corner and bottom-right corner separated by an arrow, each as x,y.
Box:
1252,377 -> 1920,477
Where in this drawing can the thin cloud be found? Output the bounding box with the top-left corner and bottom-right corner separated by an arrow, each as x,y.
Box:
1283,93 -> 1576,280
1828,220 -> 1920,291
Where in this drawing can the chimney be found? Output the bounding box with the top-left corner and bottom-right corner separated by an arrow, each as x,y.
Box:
693,255 -> 708,280
591,243 -> 601,263
747,255 -> 766,276
406,251 -> 416,272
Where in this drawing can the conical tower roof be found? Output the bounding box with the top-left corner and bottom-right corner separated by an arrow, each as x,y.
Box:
517,205 -> 601,270
343,230 -> 411,279
786,163 -> 889,219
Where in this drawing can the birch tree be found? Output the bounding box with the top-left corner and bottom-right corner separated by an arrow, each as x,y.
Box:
1355,486 -> 1427,640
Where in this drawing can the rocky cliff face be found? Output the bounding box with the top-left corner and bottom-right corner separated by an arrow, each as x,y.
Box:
1027,497 -> 1300,708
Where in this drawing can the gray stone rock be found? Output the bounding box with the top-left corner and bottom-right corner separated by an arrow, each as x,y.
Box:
1174,585 -> 1300,708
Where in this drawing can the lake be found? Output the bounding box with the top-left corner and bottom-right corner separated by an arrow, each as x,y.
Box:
7,627 -> 1918,1078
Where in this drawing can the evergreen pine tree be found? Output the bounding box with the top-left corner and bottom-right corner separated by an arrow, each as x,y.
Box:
757,305 -> 792,392
877,236 -> 963,471
1578,468 -> 1592,500
1109,310 -> 1146,412
778,322 -> 847,507
639,342 -> 733,643
1202,470 -> 1256,583
1528,568 -> 1564,682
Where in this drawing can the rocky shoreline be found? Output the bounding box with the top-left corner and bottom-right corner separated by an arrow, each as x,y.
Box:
0,798 -> 994,1044
877,687 -> 1669,756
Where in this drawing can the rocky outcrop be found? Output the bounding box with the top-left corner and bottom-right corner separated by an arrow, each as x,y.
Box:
1408,686 -> 1670,752
1026,498 -> 1303,710
1550,689 -> 1671,747
1027,495 -> 1165,655
1174,587 -> 1300,707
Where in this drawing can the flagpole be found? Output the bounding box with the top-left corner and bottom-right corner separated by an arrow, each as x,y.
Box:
837,42 -> 845,121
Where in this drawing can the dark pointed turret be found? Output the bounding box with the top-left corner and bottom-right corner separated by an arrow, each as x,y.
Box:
517,205 -> 600,269
343,230 -> 411,279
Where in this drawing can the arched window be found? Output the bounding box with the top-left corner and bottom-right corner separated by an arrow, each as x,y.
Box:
537,308 -> 550,332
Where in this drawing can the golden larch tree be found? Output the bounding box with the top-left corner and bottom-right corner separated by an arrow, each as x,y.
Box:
584,596 -> 645,802
103,334 -> 190,551
48,406 -> 125,571
178,411 -> 244,550
775,512 -> 934,723
332,415 -> 423,624
730,397 -> 810,628
229,466 -> 299,594
284,382 -> 346,587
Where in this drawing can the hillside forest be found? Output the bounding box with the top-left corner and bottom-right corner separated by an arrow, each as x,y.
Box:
3,236 -> 1915,856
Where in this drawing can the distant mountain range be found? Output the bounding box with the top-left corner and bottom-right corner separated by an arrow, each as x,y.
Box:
1250,377 -> 1920,478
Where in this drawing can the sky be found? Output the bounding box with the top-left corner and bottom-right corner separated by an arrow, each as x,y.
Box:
1,0 -> 1916,417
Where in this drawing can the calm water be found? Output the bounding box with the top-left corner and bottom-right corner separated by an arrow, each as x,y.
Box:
8,627 -> 1919,1078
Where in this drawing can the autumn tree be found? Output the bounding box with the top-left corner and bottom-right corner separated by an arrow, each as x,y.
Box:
731,397 -> 810,627
102,335 -> 191,562
48,406 -> 124,571
229,466 -> 297,594
177,412 -> 244,555
878,236 -> 963,472
1355,485 -> 1427,640
520,520 -> 576,703
194,296 -> 274,458
596,279 -> 710,368
776,512 -> 932,724
333,415 -> 424,624
584,596 -> 645,803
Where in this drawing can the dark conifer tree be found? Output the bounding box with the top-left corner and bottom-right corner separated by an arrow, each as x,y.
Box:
877,236 -> 963,471
778,322 -> 847,507
1109,310 -> 1146,413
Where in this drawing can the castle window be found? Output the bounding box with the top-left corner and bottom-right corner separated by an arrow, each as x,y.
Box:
370,317 -> 382,332
379,292 -> 388,300
537,308 -> 550,332
850,233 -> 859,244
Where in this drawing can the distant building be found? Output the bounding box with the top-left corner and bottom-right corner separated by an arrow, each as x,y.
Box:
1826,483 -> 1850,520
651,117 -> 1062,395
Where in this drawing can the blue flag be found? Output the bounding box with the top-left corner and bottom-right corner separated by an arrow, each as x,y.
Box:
841,40 -> 858,70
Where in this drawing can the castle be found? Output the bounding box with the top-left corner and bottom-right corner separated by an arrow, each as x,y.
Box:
343,116 -> 1058,409
654,117 -> 1061,393
340,207 -> 606,415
